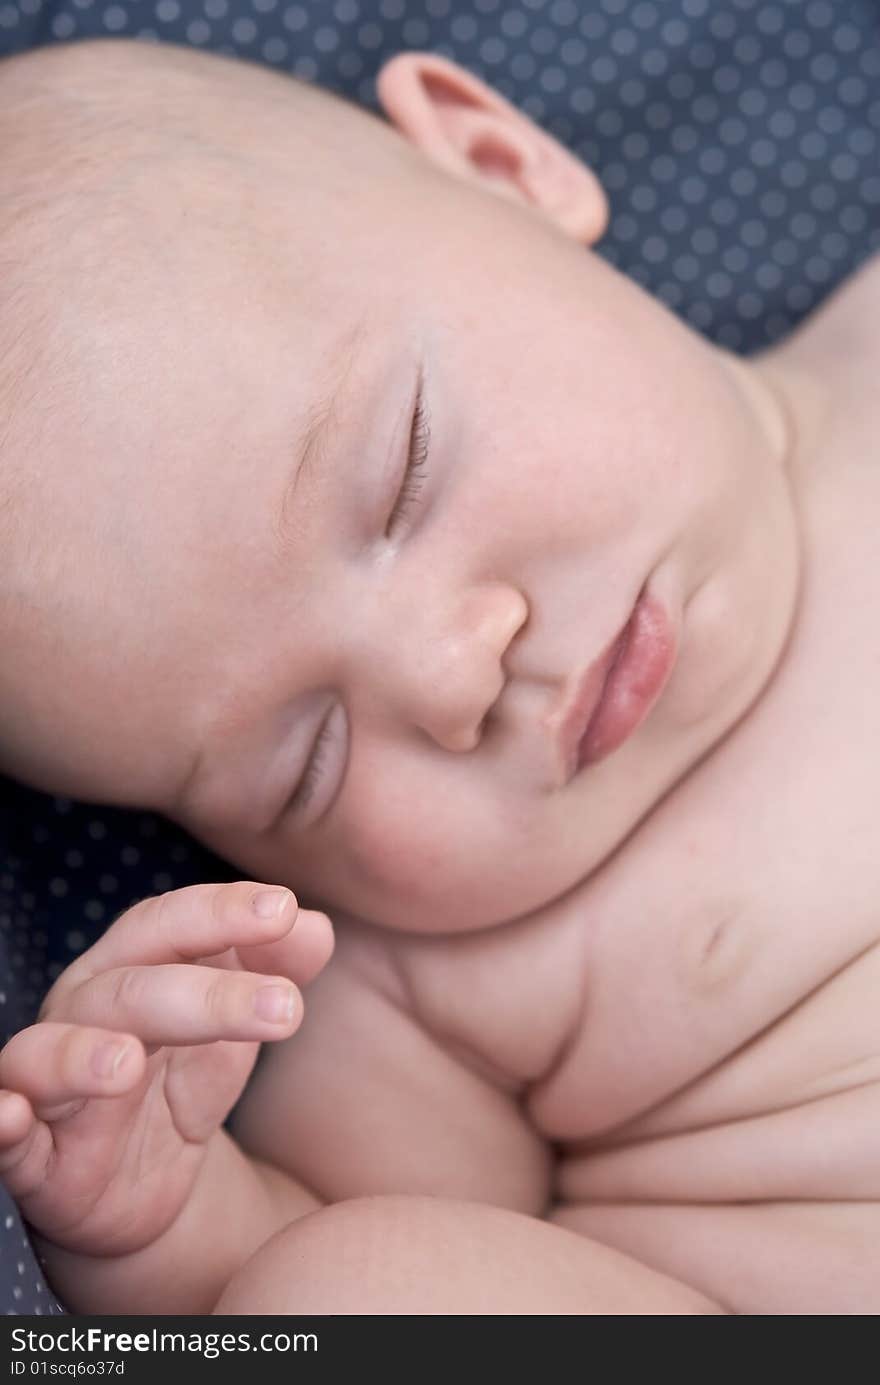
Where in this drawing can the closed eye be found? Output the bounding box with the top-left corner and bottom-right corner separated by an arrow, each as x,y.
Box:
287,704 -> 347,819
289,378 -> 432,819
385,375 -> 431,536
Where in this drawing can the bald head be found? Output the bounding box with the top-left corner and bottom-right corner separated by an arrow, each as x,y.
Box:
0,37 -> 433,801
0,37 -> 416,603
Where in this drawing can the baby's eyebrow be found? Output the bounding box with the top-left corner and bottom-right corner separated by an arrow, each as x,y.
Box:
273,317 -> 367,563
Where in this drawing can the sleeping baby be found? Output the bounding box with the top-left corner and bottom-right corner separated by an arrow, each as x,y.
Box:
0,36 -> 877,1315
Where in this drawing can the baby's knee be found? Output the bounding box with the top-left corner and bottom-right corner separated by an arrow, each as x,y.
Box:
212,1195 -> 436,1315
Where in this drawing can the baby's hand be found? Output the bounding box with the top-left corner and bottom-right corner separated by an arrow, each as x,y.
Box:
0,882 -> 333,1260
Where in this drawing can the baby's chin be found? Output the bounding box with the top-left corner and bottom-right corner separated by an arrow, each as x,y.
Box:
285,850 -> 596,936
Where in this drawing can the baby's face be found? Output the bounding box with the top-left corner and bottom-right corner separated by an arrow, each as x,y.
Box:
2,45 -> 799,932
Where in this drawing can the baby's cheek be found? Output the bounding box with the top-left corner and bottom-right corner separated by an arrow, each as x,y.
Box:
342,783 -> 457,904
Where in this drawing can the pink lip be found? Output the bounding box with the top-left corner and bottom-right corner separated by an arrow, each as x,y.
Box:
548,587 -> 677,787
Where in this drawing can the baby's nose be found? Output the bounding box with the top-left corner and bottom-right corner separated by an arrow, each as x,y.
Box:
374,582 -> 529,753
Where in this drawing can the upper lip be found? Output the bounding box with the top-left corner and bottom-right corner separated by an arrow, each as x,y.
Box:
543,603 -> 634,788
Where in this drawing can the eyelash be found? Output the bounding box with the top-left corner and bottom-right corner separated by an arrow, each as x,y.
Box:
292,390 -> 431,814
386,389 -> 431,536
291,713 -> 334,812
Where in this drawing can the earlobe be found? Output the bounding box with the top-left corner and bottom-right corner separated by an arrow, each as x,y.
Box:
376,51 -> 609,246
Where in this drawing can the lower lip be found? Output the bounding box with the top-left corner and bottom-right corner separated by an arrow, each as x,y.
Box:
577,590 -> 677,769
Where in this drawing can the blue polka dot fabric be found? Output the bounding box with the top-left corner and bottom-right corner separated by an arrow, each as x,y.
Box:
1,0 -> 879,1316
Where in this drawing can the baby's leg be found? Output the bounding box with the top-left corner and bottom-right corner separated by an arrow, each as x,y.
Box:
213,1195 -> 726,1315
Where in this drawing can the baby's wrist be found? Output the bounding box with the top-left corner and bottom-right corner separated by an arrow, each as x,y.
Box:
32,1130 -> 309,1316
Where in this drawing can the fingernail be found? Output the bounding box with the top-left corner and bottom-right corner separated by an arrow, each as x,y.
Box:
92,1041 -> 132,1079
252,889 -> 291,919
253,984 -> 295,1024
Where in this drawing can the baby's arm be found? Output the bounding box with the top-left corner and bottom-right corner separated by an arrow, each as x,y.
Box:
0,881 -> 333,1315
229,920 -> 551,1214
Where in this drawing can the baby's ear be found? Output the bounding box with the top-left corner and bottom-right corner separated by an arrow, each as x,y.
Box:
376,51 -> 609,245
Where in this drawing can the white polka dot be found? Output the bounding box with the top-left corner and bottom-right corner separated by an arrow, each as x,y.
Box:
598,109 -> 626,136
782,29 -> 811,61
667,71 -> 695,101
650,154 -> 678,183
670,124 -> 698,154
614,214 -> 639,242
839,204 -> 867,233
591,55 -> 618,83
610,28 -> 638,57
673,253 -> 700,282
713,65 -> 741,96
283,5 -> 308,33
842,77 -> 870,108
731,168 -> 758,197
539,67 -> 566,94
622,132 -> 650,161
687,301 -> 714,329
559,37 -> 587,66
512,54 -> 538,82
498,9 -> 525,40
599,157 -> 626,186
723,246 -> 749,274
263,36 -> 289,62
549,0 -> 577,23
645,101 -> 672,131
631,1 -> 659,30
740,89 -> 769,118
717,323 -> 744,350
719,117 -> 748,147
790,211 -> 818,240
830,152 -> 858,181
698,147 -> 726,175
710,197 -> 738,226
756,5 -> 784,37
641,48 -> 668,76
707,270 -> 733,298
681,175 -> 707,204
631,185 -> 658,212
755,262 -> 782,290
780,160 -> 808,189
451,14 -> 477,42
657,280 -> 684,307
805,255 -> 832,284
640,232 -> 667,261
692,226 -> 719,255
